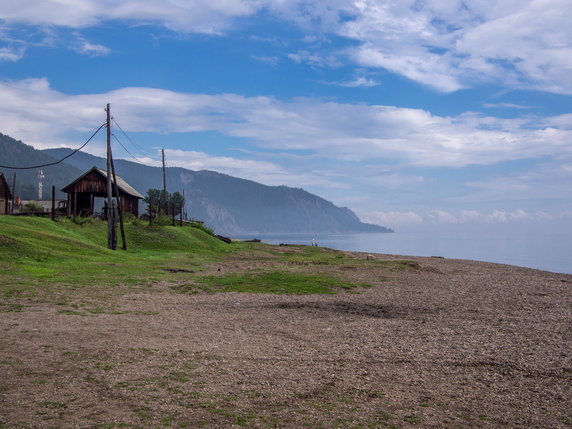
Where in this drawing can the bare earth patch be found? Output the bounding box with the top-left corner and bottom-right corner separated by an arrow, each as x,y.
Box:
1,252 -> 571,428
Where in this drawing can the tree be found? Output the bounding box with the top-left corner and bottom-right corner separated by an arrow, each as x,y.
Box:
144,188 -> 185,217
144,188 -> 163,216
170,191 -> 184,215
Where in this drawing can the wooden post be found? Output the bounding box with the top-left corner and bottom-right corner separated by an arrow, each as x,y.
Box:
106,103 -> 117,250
51,185 -> 55,221
11,173 -> 16,213
110,149 -> 127,250
149,195 -> 153,227
73,191 -> 77,220
172,202 -> 175,226
161,149 -> 167,214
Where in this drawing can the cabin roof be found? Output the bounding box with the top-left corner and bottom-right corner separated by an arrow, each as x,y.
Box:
61,166 -> 144,199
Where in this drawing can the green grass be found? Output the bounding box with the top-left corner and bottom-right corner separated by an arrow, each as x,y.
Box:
174,271 -> 371,295
0,216 -> 229,289
0,217 -> 381,305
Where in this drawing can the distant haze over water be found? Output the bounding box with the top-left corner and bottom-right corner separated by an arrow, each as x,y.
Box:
239,228 -> 572,275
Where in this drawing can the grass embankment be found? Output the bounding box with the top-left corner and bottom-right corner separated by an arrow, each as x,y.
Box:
0,216 -> 386,309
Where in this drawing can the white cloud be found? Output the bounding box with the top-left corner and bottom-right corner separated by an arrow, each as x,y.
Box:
0,0 -> 266,34
0,45 -> 24,61
0,78 -> 571,169
1,1 -> 571,92
363,211 -> 423,228
327,75 -> 381,88
483,103 -> 532,109
163,148 -> 344,188
251,55 -> 279,66
363,208 -> 563,230
428,209 -> 549,224
287,50 -> 341,68
70,33 -> 110,56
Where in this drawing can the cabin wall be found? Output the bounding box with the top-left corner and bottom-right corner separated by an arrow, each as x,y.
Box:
0,181 -> 10,214
122,197 -> 139,217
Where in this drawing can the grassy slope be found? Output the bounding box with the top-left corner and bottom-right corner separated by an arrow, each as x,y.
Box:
0,216 -> 233,303
0,217 -> 381,306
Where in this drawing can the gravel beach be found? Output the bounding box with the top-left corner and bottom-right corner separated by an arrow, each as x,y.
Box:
1,252 -> 571,428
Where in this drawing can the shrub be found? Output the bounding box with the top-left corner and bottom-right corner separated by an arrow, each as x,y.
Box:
21,201 -> 44,213
190,221 -> 215,236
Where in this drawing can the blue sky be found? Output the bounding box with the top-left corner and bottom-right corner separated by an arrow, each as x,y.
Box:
1,0 -> 571,231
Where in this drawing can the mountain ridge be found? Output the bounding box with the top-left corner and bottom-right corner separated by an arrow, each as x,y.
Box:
0,133 -> 391,235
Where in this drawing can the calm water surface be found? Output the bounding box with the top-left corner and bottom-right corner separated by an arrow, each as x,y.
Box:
237,230 -> 571,274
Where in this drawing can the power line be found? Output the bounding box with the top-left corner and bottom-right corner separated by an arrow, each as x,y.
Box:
111,133 -> 146,165
0,123 -> 106,170
112,118 -> 154,159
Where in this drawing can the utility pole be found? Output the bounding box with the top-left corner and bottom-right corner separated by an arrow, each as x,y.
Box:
51,185 -> 55,221
110,143 -> 127,250
161,149 -> 167,215
106,103 -> 117,250
11,173 -> 16,213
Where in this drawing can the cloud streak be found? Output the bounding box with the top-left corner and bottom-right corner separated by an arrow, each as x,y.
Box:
0,78 -> 570,170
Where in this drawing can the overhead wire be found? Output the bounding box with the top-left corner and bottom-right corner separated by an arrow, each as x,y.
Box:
111,133 -> 146,165
0,123 -> 106,170
112,118 -> 154,160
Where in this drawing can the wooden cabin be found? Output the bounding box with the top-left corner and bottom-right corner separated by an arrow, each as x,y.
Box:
61,167 -> 143,217
0,172 -> 13,214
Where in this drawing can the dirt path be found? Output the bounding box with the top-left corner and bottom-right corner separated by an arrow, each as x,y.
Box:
1,253 -> 571,428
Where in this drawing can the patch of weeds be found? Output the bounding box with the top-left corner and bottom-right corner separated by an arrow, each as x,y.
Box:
115,381 -> 139,391
478,414 -> 488,421
0,303 -> 24,312
244,390 -> 263,399
561,417 -> 571,425
137,347 -> 159,354
97,362 -> 117,371
38,401 -> 68,410
337,395 -> 357,406
134,407 -> 152,422
57,309 -> 86,316
376,411 -> 394,422
376,260 -> 420,272
403,414 -> 421,424
94,424 -> 134,428
160,412 -> 179,426
168,371 -> 190,383
191,271 -> 369,295
0,357 -> 24,366
362,389 -> 385,398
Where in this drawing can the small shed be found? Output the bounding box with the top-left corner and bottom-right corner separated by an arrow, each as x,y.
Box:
61,167 -> 144,217
0,172 -> 13,214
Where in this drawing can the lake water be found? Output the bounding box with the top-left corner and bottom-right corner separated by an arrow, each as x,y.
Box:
236,229 -> 572,275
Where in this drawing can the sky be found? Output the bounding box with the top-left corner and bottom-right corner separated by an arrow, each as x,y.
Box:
0,0 -> 571,232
